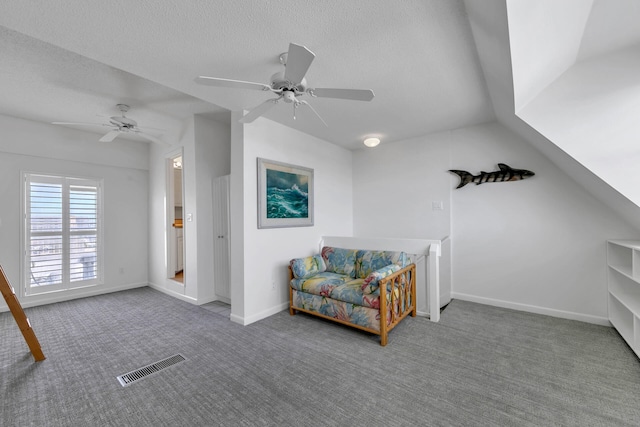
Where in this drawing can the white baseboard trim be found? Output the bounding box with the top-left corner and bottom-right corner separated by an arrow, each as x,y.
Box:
147,282 -> 197,304
229,313 -> 245,325
0,282 -> 148,313
451,292 -> 611,326
230,301 -> 289,326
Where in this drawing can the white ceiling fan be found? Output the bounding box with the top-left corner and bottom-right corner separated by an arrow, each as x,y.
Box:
52,104 -> 168,146
195,43 -> 375,125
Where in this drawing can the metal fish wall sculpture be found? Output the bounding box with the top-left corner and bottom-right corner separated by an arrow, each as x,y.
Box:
449,163 -> 534,189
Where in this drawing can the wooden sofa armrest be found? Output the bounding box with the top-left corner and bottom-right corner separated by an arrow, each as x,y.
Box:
378,263 -> 417,346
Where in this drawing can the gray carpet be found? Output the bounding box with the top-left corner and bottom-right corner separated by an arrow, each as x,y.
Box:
2,287 -> 640,426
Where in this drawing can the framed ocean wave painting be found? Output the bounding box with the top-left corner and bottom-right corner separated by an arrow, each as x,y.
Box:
257,158 -> 314,229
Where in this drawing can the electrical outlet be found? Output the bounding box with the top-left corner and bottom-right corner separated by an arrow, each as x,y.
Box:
271,280 -> 276,291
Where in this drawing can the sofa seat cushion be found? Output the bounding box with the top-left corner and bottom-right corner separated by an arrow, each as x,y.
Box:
355,250 -> 408,279
292,290 -> 408,333
291,290 -> 384,332
328,279 -> 379,309
291,275 -> 381,309
290,272 -> 351,296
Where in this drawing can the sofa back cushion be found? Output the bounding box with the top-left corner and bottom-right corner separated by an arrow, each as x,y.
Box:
290,254 -> 326,279
355,250 -> 408,279
321,246 -> 357,278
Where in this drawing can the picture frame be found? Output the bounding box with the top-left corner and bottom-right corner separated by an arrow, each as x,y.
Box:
257,158 -> 314,229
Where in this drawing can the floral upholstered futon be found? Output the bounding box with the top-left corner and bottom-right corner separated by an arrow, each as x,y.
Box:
288,246 -> 416,346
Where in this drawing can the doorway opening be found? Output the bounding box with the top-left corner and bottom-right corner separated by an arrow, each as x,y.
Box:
168,153 -> 185,284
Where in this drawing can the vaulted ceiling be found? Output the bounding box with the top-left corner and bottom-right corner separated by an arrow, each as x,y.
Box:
1,0 -> 639,218
466,0 -> 640,227
0,0 -> 494,150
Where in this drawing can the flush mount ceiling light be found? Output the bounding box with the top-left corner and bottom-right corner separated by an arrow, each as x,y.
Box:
363,137 -> 380,147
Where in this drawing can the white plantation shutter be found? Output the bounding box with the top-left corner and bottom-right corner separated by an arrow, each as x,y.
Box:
24,173 -> 103,295
28,178 -> 63,287
69,183 -> 99,282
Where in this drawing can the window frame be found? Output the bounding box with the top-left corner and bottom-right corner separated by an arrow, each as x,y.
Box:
22,172 -> 104,296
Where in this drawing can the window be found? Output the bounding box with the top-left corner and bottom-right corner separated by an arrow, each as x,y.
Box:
23,173 -> 103,295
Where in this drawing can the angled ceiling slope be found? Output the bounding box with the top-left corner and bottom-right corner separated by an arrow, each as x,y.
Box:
509,0 -> 640,210
466,0 -> 640,230
0,25 -> 228,145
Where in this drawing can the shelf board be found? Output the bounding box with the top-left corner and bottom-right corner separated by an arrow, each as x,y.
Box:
610,286 -> 640,318
608,240 -> 640,251
610,264 -> 633,279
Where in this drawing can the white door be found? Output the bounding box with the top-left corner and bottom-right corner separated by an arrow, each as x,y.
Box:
213,175 -> 230,300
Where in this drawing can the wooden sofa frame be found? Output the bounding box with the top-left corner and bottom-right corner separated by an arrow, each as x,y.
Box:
289,263 -> 417,346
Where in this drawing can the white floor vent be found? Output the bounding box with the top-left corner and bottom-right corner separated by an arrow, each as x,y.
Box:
117,354 -> 186,387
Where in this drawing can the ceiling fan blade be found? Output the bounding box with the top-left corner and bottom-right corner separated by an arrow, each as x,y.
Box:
99,129 -> 121,142
297,101 -> 328,127
309,88 -> 375,102
195,76 -> 272,92
135,130 -> 170,146
52,121 -> 111,127
239,98 -> 280,124
284,43 -> 315,85
136,125 -> 167,133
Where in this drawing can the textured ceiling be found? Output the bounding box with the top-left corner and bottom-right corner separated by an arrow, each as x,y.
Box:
0,0 -> 494,150
0,1 -> 637,151
0,26 -> 228,145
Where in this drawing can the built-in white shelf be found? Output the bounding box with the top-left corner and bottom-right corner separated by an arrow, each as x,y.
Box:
607,240 -> 640,358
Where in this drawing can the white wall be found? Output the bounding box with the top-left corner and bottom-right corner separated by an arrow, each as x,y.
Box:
353,120 -> 639,324
147,114 -> 231,304
6,106 -> 635,327
193,114 -> 230,303
352,133 -> 451,240
0,114 -> 149,311
230,115 -> 353,325
450,122 -> 640,323
148,119 -> 193,300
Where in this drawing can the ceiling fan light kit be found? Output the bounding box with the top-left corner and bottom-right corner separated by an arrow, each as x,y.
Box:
195,42 -> 375,125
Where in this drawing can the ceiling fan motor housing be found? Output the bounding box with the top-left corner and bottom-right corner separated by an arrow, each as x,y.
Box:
270,71 -> 307,94
110,116 -> 137,129
110,104 -> 137,128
